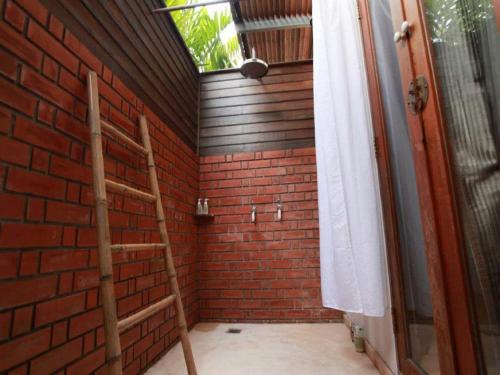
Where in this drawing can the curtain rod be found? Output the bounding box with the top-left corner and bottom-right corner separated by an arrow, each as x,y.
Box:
153,0 -> 248,13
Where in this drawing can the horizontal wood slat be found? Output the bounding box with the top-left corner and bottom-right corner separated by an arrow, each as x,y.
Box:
199,62 -> 315,155
117,294 -> 176,333
105,179 -> 156,202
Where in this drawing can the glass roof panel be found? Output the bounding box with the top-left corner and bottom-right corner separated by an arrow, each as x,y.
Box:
166,0 -> 243,72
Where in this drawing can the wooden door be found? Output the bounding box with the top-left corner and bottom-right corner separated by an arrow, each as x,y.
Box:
359,0 -> 500,374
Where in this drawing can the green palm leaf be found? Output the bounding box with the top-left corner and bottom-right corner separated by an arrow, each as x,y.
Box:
166,0 -> 241,71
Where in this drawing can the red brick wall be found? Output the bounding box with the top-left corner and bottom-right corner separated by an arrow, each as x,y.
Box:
0,0 -> 199,373
198,148 -> 341,322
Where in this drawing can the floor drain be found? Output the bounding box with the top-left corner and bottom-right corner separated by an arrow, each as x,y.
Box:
226,328 -> 242,334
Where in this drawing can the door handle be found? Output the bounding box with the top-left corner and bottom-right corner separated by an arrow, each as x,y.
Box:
394,21 -> 411,44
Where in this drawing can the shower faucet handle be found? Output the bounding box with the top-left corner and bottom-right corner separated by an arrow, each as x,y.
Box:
251,203 -> 257,223
276,199 -> 282,221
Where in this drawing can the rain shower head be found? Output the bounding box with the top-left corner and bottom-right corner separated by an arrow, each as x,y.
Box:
240,48 -> 268,79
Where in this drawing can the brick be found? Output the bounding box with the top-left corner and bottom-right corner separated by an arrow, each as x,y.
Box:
26,197 -> 44,221
66,182 -> 80,203
83,331 -> 94,353
76,227 -> 96,247
12,306 -> 33,336
117,294 -> 141,316
262,150 -> 286,159
248,159 -> 271,169
62,226 -> 77,246
50,155 -> 91,184
4,1 -> 26,31
98,78 -> 122,109
59,68 -> 86,101
55,111 -> 89,143
0,135 -> 31,166
20,66 -> 73,112
30,337 -> 83,375
74,269 -> 99,291
66,347 -> 105,375
0,274 -> 57,309
0,106 -> 10,133
0,223 -> 61,249
0,23 -> 42,69
35,292 -> 86,327
40,249 -> 88,273
0,192 -> 25,219
46,200 -> 90,224
37,102 -> 55,125
27,20 -> 78,73
51,321 -> 67,347
31,148 -> 50,172
0,49 -> 17,79
112,77 -> 135,106
0,252 -> 18,279
69,309 -> 102,338
70,142 -> 84,162
63,31 -> 102,73
0,311 -> 11,340
15,116 -> 71,155
0,328 -> 51,372
19,251 -> 39,275
17,0 -> 48,24
0,78 -> 36,118
58,271 -> 74,295
120,262 -> 143,280
48,15 -> 64,40
7,168 -> 66,199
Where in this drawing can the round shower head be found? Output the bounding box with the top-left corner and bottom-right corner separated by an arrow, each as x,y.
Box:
240,48 -> 268,79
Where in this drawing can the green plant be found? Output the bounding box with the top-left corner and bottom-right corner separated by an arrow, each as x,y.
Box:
167,0 -> 241,71
425,0 -> 494,43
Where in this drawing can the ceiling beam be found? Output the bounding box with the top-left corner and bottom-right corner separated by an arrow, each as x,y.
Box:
234,15 -> 312,34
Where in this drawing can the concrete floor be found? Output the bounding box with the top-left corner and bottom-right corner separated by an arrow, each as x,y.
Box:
147,323 -> 380,375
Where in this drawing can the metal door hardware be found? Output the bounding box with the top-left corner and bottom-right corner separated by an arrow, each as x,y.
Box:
394,20 -> 411,44
407,75 -> 429,115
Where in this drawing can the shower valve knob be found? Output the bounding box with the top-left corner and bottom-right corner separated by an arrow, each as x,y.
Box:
394,21 -> 411,44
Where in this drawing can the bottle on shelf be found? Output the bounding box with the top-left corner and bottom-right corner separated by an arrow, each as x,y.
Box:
203,198 -> 209,215
196,198 -> 203,215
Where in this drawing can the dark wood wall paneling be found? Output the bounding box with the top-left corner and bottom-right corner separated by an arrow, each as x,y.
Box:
41,0 -> 199,150
199,62 -> 314,156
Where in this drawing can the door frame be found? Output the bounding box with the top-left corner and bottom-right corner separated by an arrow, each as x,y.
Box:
357,0 -> 481,373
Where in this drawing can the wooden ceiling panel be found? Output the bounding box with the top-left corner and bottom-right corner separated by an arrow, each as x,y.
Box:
237,0 -> 312,64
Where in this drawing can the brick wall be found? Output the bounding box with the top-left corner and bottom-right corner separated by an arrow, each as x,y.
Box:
0,0 -> 199,373
198,148 -> 341,322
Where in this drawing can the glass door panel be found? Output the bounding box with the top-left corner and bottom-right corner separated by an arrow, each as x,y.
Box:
422,0 -> 500,373
367,1 -> 440,373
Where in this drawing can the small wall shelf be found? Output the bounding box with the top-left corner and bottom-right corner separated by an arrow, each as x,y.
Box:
195,214 -> 215,224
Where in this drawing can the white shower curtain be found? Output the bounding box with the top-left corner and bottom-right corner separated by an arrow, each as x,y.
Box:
313,0 -> 387,317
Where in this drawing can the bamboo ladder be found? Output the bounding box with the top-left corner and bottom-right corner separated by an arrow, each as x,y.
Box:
87,71 -> 197,375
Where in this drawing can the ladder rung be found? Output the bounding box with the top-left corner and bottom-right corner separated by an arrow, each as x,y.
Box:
101,120 -> 147,155
105,179 -> 156,202
111,243 -> 165,252
117,294 -> 176,333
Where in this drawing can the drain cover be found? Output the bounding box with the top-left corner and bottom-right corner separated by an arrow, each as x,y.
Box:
226,328 -> 242,334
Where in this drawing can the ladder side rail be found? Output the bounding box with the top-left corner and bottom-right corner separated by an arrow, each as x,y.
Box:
139,115 -> 198,375
87,71 -> 123,375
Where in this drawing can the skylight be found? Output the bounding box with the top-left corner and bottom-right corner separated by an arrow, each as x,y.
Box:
166,0 -> 243,72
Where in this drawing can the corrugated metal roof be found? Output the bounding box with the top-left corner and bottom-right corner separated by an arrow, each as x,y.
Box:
236,0 -> 312,64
